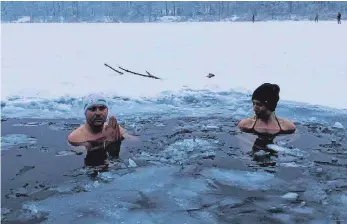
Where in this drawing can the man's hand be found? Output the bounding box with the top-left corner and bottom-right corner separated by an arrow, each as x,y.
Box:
103,116 -> 122,143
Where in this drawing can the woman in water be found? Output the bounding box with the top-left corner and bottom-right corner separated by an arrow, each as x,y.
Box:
238,83 -> 296,151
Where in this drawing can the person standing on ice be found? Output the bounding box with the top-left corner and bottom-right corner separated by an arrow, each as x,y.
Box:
315,13 -> 319,23
252,14 -> 255,23
238,83 -> 296,145
67,94 -> 137,168
337,12 -> 342,24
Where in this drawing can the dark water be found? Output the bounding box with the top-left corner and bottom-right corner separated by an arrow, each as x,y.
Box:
1,116 -> 347,224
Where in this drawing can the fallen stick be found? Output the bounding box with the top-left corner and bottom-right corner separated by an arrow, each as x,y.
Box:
118,66 -> 161,80
145,70 -> 154,77
104,63 -> 123,74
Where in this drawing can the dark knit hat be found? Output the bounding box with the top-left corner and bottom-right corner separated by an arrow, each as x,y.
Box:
251,83 -> 280,111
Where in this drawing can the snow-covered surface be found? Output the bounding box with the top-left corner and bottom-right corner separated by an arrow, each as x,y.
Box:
1,21 -> 346,121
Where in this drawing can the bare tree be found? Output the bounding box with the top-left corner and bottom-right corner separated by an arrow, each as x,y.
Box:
218,1 -> 221,21
147,2 -> 152,22
226,2 -> 230,17
165,1 -> 168,16
111,2 -> 118,21
43,2 -> 48,21
209,3 -> 214,16
72,1 -> 79,21
172,1 -> 176,16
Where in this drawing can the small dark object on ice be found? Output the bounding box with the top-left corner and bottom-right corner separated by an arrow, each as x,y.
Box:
207,73 -> 215,78
15,193 -> 29,197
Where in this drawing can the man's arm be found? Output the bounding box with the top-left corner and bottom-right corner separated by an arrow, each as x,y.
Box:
68,130 -> 105,152
67,130 -> 87,154
68,139 -> 106,153
67,141 -> 87,154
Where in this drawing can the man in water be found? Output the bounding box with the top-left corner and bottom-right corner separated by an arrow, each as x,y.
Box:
238,83 -> 296,150
67,94 -> 136,167
337,12 -> 342,24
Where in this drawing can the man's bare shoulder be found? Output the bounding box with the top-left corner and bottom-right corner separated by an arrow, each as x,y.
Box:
67,124 -> 86,144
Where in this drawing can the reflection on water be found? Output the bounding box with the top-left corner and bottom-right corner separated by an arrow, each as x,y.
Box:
83,140 -> 124,177
250,137 -> 278,168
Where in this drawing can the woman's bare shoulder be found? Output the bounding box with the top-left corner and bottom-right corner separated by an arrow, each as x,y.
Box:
238,117 -> 256,130
277,117 -> 296,132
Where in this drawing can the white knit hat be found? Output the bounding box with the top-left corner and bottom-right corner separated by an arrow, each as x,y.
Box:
83,94 -> 108,114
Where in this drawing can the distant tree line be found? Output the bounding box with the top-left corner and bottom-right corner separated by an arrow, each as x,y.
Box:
1,1 -> 346,23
